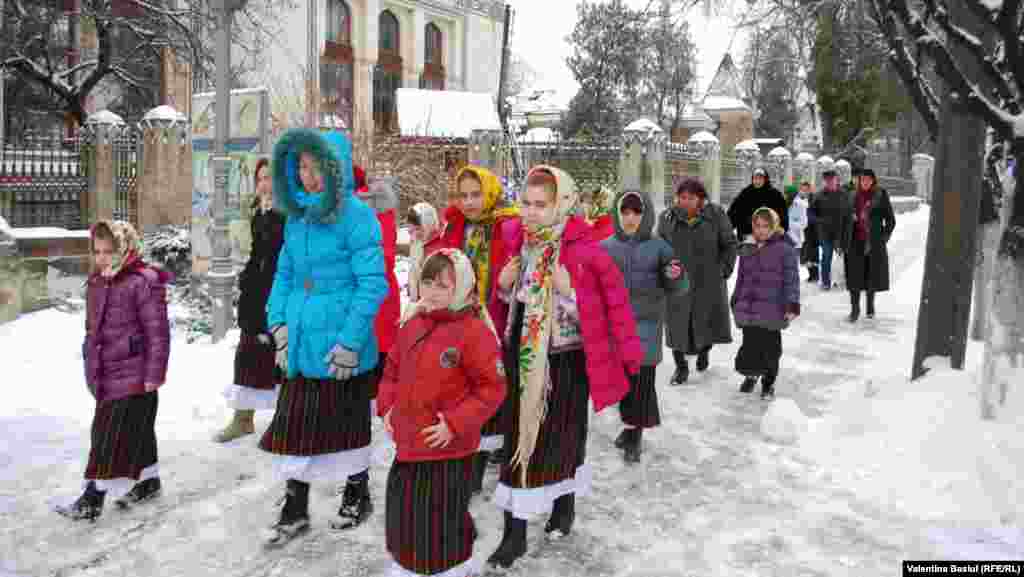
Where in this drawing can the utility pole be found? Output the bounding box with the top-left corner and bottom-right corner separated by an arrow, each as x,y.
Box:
209,0 -> 244,343
496,4 -> 512,132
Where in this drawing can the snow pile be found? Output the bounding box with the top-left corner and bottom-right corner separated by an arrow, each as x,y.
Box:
760,398 -> 809,445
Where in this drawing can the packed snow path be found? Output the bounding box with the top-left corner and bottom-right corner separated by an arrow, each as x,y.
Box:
2,206 -> 1020,576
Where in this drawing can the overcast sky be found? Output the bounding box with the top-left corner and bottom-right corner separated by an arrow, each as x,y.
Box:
508,0 -> 750,107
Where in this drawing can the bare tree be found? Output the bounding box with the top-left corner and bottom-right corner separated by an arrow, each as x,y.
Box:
1,0 -> 295,126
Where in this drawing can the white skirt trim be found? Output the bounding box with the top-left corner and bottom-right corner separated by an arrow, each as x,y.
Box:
477,434 -> 504,453
86,463 -> 160,499
493,462 -> 593,521
387,556 -> 483,577
222,384 -> 279,410
270,447 -> 371,484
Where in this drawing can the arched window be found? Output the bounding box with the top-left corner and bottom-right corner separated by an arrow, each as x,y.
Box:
374,10 -> 403,132
321,0 -> 354,129
420,22 -> 445,91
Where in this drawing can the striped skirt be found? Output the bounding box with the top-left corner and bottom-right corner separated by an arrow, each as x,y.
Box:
619,366 -> 660,428
85,392 -> 159,494
258,371 -> 372,457
232,332 -> 281,391
386,456 -> 478,576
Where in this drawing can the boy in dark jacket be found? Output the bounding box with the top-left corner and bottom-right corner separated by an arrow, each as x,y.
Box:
731,208 -> 800,400
59,220 -> 172,521
377,249 -> 505,577
601,190 -> 687,463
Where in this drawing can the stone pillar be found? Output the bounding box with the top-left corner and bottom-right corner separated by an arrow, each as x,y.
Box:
688,131 -> 721,204
469,129 -> 504,178
138,106 -> 191,232
795,152 -> 816,187
734,140 -> 761,192
621,119 -> 667,215
767,146 -> 792,189
816,155 -> 835,188
912,153 -> 936,203
834,159 -> 853,188
84,110 -> 125,224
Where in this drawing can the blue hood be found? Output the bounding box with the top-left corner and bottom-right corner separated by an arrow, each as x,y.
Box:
272,129 -> 354,224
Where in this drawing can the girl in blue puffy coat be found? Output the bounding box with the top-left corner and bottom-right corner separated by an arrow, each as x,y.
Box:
259,129 -> 389,546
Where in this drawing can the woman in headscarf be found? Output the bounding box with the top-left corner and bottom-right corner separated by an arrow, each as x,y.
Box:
440,165 -> 523,491
260,128 -> 388,547
406,201 -> 444,303
216,157 -> 286,443
842,168 -> 895,322
487,166 -> 643,569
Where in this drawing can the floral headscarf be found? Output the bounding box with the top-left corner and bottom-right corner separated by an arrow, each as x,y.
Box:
454,165 -> 520,305
509,165 -> 579,486
89,220 -> 143,278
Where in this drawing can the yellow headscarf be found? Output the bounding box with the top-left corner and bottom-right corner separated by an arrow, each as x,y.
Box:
454,165 -> 520,306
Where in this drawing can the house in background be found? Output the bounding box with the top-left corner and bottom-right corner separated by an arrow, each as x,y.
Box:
248,0 -> 507,135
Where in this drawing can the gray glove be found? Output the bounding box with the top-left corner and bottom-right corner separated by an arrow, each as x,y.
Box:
324,344 -> 358,381
271,325 -> 288,373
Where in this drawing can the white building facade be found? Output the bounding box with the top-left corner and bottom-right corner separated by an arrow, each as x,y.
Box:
254,0 -> 507,134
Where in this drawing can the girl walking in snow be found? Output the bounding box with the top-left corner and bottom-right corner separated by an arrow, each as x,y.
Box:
406,201 -> 444,304
332,164 -> 403,528
58,220 -> 172,521
602,190 -> 688,463
259,128 -> 388,546
731,207 -> 801,400
216,158 -> 286,442
657,177 -> 738,385
440,165 -> 522,493
487,166 -> 642,568
377,249 -> 506,577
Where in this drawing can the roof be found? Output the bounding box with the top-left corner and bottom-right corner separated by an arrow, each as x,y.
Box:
395,89 -> 501,139
702,95 -> 750,112
705,53 -> 747,102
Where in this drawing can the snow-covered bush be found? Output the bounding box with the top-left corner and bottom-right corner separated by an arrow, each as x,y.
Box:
143,225 -> 191,281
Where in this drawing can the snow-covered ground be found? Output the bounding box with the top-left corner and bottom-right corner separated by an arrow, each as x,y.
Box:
2,205 -> 1023,576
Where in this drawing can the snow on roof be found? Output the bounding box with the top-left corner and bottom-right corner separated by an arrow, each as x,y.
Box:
688,130 -> 719,144
9,227 -> 91,240
143,105 -> 187,123
396,89 -> 501,139
796,152 -> 816,162
519,127 -> 558,142
768,146 -> 792,157
835,158 -> 851,167
702,95 -> 750,112
85,110 -> 126,126
624,118 -> 663,133
735,140 -> 759,152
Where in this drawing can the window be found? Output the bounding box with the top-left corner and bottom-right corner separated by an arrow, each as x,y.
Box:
420,22 -> 445,91
374,10 -> 403,132
321,0 -> 354,129
326,0 -> 351,45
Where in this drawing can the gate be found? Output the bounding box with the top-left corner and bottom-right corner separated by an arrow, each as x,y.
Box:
0,134 -> 89,229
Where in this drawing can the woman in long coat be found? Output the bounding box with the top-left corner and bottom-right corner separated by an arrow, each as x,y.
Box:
217,158 -> 286,442
843,168 -> 896,322
657,177 -> 738,385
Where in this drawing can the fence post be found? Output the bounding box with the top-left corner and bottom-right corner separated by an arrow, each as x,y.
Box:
85,110 -> 125,224
912,153 -> 936,203
834,158 -> 853,189
734,140 -> 760,192
816,155 -> 835,189
469,129 -> 504,178
767,146 -> 792,189
688,131 -> 721,204
138,106 -> 191,232
621,119 -> 666,215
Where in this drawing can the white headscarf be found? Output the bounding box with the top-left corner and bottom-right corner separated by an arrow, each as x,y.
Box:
408,202 -> 441,303
400,248 -> 499,343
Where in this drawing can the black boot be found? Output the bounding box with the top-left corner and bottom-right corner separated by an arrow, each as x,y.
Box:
807,265 -> 819,283
848,291 -> 861,323
331,471 -> 373,530
488,511 -> 528,568
739,376 -> 757,393
614,428 -> 629,449
266,479 -> 310,546
866,291 -> 876,319
471,452 -> 488,495
696,347 -> 710,372
544,493 -> 576,535
671,359 -> 689,386
623,428 -> 642,464
115,477 -> 161,509
56,481 -> 106,521
760,375 -> 776,400
489,448 -> 506,466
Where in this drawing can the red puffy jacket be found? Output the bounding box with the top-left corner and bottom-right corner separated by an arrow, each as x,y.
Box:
376,307 -> 506,462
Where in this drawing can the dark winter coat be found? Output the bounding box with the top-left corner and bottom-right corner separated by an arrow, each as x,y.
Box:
727,179 -> 790,238
657,202 -> 737,353
376,306 -> 506,462
812,186 -> 853,244
731,231 -> 801,330
843,186 -> 896,292
601,190 -> 689,366
237,207 -> 285,336
84,257 -> 172,404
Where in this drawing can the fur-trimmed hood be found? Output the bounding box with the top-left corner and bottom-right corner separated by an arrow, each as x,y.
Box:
272,129 -> 354,224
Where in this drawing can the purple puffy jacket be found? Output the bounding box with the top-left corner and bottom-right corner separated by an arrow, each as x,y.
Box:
84,260 -> 171,403
731,232 -> 801,330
